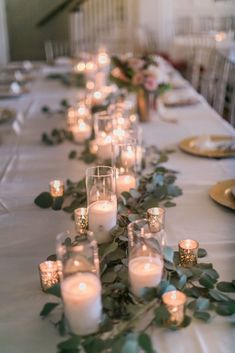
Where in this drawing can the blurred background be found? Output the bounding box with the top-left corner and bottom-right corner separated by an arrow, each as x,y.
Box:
0,0 -> 235,63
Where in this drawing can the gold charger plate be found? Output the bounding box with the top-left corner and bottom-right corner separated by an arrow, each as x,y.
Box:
179,135 -> 235,158
209,179 -> 235,210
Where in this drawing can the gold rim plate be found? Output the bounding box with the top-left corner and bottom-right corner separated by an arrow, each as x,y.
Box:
179,135 -> 235,158
209,179 -> 235,210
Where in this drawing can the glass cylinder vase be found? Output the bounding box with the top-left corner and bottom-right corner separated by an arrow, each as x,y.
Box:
94,111 -> 114,161
112,138 -> 137,197
56,231 -> 101,336
86,166 -> 117,244
128,228 -> 164,298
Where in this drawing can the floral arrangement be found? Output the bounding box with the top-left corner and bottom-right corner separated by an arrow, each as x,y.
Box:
110,55 -> 170,97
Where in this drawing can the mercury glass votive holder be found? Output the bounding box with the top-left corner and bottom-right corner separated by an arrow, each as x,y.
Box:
49,180 -> 64,198
162,290 -> 187,326
74,207 -> 88,234
39,261 -> 59,291
178,239 -> 199,267
147,207 -> 165,233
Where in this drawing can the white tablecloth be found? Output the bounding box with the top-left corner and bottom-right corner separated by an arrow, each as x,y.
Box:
0,68 -> 235,353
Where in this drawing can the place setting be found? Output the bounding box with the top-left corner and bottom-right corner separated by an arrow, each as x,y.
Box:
209,179 -> 235,210
179,134 -> 235,158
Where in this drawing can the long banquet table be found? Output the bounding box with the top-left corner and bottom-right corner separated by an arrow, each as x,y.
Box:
0,65 -> 235,353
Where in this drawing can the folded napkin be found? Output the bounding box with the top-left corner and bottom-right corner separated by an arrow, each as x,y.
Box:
193,136 -> 235,151
162,90 -> 200,107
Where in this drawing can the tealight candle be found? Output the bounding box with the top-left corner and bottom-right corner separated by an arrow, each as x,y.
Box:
88,199 -> 117,243
129,255 -> 163,297
49,180 -> 64,198
72,120 -> 92,143
74,208 -> 88,234
39,261 -> 59,291
162,290 -> 187,326
116,174 -> 136,197
96,135 -> 113,160
61,272 -> 102,335
178,239 -> 199,267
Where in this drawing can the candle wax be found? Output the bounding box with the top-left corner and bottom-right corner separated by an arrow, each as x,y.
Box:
129,256 -> 163,297
61,272 -> 102,335
88,199 -> 117,243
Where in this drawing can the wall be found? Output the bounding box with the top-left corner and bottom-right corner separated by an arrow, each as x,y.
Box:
6,0 -> 69,61
0,0 -> 9,66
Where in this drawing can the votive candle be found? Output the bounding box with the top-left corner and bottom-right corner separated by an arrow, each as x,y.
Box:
162,290 -> 186,326
74,208 -> 88,234
178,239 -> 199,267
49,180 -> 64,198
39,261 -> 59,291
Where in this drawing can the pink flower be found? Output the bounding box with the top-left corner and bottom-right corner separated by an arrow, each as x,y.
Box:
143,73 -> 158,91
128,58 -> 145,71
132,72 -> 144,86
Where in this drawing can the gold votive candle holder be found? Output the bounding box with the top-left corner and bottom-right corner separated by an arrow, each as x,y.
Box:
39,261 -> 60,291
147,207 -> 165,233
178,239 -> 199,267
74,207 -> 88,234
162,290 -> 187,326
49,180 -> 64,198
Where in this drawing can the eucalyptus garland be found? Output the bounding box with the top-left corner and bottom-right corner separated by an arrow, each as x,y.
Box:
35,148 -> 235,353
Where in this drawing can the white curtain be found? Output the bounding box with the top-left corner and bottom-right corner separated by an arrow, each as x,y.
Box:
0,0 -> 9,66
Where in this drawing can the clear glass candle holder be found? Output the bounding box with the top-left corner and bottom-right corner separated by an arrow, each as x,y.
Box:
49,179 -> 64,198
147,207 -> 166,233
67,102 -> 92,144
86,166 -> 117,244
94,111 -> 114,160
56,231 -> 101,336
178,239 -> 199,267
74,207 -> 88,235
128,218 -> 166,250
112,139 -> 137,197
128,231 -> 163,298
38,261 -> 59,291
162,290 -> 187,326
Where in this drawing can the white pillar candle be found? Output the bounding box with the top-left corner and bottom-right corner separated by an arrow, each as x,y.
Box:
116,175 -> 136,196
92,91 -> 103,105
61,272 -> 102,335
95,71 -> 106,90
72,121 -> 92,143
129,255 -> 163,297
88,199 -> 117,243
96,135 -> 113,160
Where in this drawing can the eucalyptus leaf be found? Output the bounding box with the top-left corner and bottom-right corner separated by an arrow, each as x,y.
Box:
180,315 -> 192,328
198,248 -> 207,258
163,201 -> 176,208
45,283 -> 61,298
216,302 -> 235,316
154,305 -> 170,326
100,241 -> 118,262
102,271 -> 117,284
199,273 -> 216,289
69,150 -> 77,159
52,196 -> 64,210
138,332 -> 155,353
40,302 -> 59,317
34,192 -> 53,208
209,289 -> 231,302
217,281 -> 235,293
195,297 -> 210,311
163,246 -> 174,263
57,336 -> 81,351
194,311 -> 211,322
